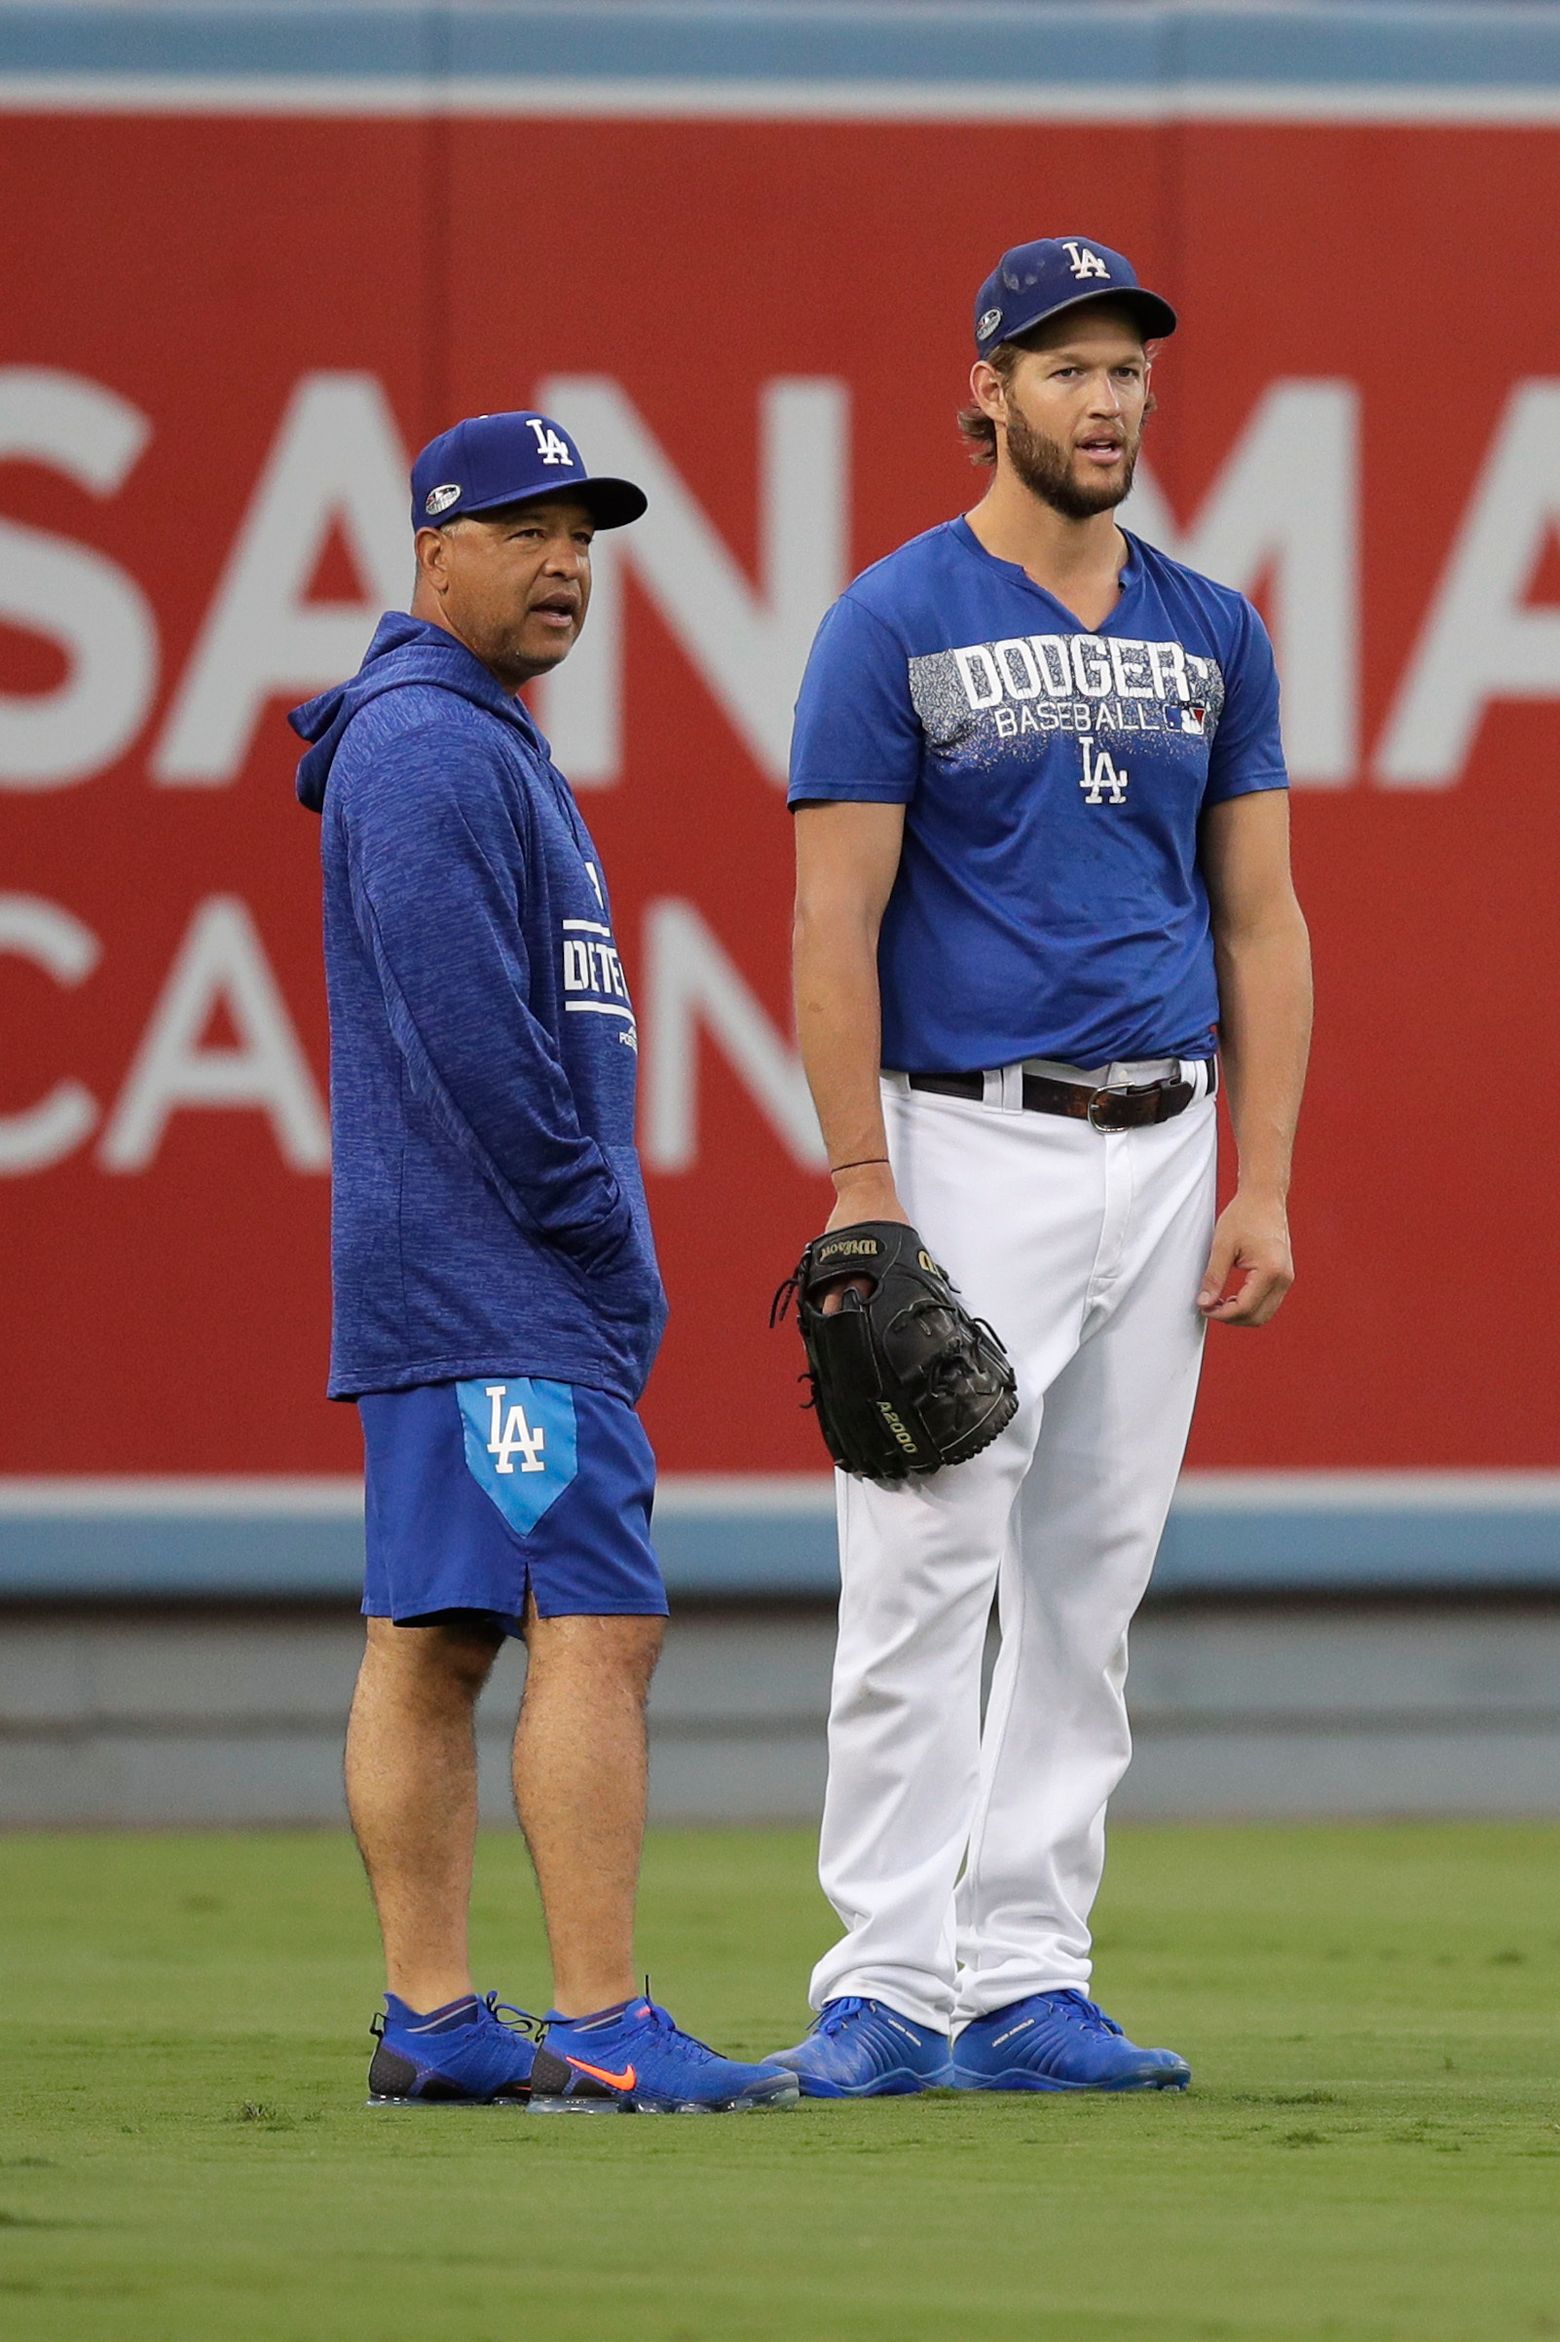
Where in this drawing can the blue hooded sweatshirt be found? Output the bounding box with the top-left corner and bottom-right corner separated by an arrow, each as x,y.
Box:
290,613 -> 666,1404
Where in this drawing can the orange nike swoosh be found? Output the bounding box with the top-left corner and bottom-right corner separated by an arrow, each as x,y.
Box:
565,2055 -> 636,2091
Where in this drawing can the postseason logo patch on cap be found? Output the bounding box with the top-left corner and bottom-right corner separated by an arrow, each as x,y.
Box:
424,483 -> 461,517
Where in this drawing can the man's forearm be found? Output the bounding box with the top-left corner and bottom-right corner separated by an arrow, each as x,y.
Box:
793,905 -> 902,1217
1214,903 -> 1313,1197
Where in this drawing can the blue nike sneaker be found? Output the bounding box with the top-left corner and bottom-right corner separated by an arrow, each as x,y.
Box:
366,1990 -> 539,2106
765,1996 -> 955,2097
952,1991 -> 1191,2093
529,1995 -> 799,2114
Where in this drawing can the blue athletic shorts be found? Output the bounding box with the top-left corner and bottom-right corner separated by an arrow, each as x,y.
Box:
359,1377 -> 667,1632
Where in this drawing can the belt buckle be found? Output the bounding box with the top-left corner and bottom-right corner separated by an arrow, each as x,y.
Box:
1088,1074 -> 1175,1133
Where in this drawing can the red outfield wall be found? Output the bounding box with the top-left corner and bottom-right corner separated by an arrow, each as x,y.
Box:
3,112 -> 1556,1477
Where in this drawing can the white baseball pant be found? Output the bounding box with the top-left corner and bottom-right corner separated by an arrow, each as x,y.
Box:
808,1059 -> 1218,2032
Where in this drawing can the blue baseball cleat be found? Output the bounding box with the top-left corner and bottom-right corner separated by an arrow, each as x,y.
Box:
766,1996 -> 955,2097
366,1990 -> 539,2105
952,1991 -> 1191,2093
529,1995 -> 799,2114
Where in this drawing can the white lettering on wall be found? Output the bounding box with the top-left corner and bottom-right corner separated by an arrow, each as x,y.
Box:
13,359 -> 1560,834
100,896 -> 329,1170
1377,382 -> 1560,786
154,374 -> 408,785
1127,382 -> 1360,785
0,370 -> 158,790
0,895 -> 102,1171
642,898 -> 825,1172
534,377 -> 848,786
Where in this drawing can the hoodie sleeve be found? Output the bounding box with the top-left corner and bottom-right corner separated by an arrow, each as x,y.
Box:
337,722 -> 638,1275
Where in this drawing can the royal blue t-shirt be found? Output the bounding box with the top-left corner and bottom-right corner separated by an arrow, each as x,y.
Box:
788,519 -> 1289,1070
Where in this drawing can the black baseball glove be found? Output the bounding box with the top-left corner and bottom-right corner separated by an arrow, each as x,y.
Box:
772,1220 -> 1018,1480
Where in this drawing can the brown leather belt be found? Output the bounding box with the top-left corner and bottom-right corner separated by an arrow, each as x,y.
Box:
905,1058 -> 1216,1133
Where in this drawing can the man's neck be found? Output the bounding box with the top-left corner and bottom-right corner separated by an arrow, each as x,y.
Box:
410,595 -> 465,650
964,473 -> 1128,630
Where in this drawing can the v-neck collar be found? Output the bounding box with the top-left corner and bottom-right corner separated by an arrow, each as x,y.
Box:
949,514 -> 1141,635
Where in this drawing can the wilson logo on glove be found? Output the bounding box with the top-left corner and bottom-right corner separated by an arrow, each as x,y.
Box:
815,1235 -> 883,1266
771,1220 -> 1018,1481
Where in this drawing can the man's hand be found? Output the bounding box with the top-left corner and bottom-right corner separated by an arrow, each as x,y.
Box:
1197,1188 -> 1294,1327
820,1163 -> 911,1312
825,1161 -> 910,1234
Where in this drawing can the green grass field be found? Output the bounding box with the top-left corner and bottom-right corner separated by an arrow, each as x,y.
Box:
3,1824 -> 1558,2341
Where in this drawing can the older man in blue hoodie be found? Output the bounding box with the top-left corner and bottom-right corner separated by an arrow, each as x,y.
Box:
291,413 -> 794,2115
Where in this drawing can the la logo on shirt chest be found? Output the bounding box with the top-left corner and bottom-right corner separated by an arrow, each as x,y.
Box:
1080,737 -> 1129,806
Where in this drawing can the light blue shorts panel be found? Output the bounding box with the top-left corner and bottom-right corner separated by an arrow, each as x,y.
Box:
360,1377 -> 666,1632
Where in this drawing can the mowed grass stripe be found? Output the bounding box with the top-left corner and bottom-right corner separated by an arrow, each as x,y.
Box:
1,1824 -> 1557,2340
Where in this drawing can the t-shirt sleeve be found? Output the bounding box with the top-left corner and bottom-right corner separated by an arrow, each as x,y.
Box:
788,591 -> 922,806
1203,597 -> 1290,806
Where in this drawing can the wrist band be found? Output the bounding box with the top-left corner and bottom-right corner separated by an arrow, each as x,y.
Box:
829,1156 -> 889,1176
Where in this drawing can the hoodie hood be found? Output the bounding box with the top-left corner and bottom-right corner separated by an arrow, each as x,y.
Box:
290,612 -> 542,812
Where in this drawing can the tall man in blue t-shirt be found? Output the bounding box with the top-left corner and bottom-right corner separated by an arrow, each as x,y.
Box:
769,240 -> 1313,2097
291,412 -> 794,2115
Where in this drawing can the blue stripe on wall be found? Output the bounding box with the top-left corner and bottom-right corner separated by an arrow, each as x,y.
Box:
2,1501 -> 1558,1600
4,4 -> 1560,92
0,5 -> 439,79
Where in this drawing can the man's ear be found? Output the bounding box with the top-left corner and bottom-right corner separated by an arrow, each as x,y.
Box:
413,525 -> 451,596
969,359 -> 1006,425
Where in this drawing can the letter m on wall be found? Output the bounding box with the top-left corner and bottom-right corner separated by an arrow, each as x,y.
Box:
534,377 -> 849,786
1127,382 -> 1359,787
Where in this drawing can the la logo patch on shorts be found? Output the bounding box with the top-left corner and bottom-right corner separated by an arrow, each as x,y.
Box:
457,1378 -> 578,1536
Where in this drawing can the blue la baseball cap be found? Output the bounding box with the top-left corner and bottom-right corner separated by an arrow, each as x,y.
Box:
410,410 -> 648,532
973,237 -> 1177,355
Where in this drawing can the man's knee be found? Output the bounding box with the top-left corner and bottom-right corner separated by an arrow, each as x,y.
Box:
363,1614 -> 504,1701
524,1609 -> 665,1699
616,1613 -> 666,1698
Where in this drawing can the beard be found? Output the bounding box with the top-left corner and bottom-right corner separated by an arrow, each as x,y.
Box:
1003,403 -> 1140,520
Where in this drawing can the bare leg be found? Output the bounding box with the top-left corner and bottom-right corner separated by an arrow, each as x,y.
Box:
512,1607 -> 665,2017
345,1615 -> 502,2010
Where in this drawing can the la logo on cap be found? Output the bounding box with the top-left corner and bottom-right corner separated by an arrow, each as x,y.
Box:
527,420 -> 574,466
425,483 -> 461,516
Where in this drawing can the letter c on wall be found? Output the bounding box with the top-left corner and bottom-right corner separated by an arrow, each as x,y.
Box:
0,895 -> 101,1172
